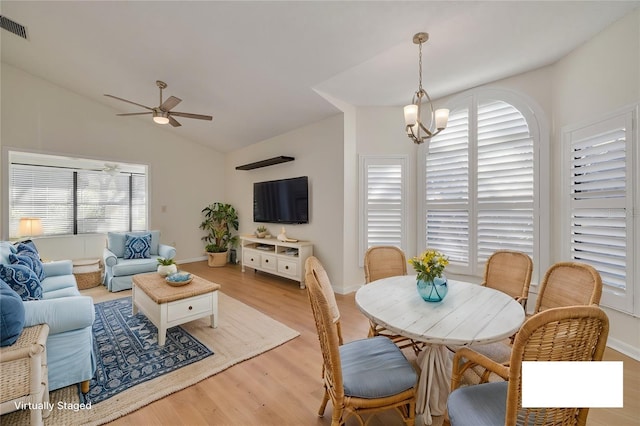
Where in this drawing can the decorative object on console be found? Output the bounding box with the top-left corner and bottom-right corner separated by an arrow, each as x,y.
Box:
104,80 -> 213,127
200,202 -> 239,267
404,32 -> 449,144
255,225 -> 269,238
165,272 -> 192,286
409,249 -> 449,302
157,257 -> 178,277
277,227 -> 298,243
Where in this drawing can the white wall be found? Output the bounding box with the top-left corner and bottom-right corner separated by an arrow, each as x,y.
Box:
551,9 -> 640,359
224,114 -> 346,291
0,63 -> 227,261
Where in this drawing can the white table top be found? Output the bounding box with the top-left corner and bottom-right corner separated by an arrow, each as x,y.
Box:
355,275 -> 525,346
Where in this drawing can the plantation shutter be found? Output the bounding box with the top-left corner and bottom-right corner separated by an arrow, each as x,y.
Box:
360,156 -> 407,260
476,100 -> 534,265
565,110 -> 634,313
425,107 -> 470,267
9,165 -> 74,237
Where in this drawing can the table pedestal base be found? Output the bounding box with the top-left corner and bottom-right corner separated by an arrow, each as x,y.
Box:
416,344 -> 452,426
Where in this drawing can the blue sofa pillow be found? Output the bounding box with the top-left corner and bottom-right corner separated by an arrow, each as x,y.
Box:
0,264 -> 43,301
16,250 -> 46,281
124,233 -> 151,259
15,240 -> 39,255
0,279 -> 25,347
9,252 -> 35,270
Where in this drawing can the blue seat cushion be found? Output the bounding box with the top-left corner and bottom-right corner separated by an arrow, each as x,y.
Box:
339,336 -> 417,399
0,279 -> 25,346
124,233 -> 151,259
447,381 -> 507,426
0,264 -> 43,301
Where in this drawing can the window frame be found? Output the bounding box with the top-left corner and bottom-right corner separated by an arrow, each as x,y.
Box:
418,87 -> 549,283
4,150 -> 149,239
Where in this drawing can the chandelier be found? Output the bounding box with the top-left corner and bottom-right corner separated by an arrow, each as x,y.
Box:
404,32 -> 449,144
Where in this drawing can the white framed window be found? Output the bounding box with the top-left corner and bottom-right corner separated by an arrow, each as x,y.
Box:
419,89 -> 544,278
7,151 -> 148,238
359,155 -> 408,265
562,105 -> 638,314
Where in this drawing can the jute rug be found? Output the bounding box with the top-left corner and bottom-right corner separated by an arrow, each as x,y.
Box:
3,292 -> 299,426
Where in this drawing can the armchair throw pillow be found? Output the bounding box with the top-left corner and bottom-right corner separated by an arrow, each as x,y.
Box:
0,279 -> 26,347
0,264 -> 43,301
124,233 -> 152,259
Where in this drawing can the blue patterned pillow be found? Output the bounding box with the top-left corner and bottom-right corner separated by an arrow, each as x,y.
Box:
0,279 -> 25,347
124,233 -> 151,259
15,240 -> 39,255
16,250 -> 46,281
8,252 -> 35,271
0,264 -> 43,301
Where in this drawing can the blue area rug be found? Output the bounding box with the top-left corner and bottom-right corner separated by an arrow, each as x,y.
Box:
80,297 -> 213,404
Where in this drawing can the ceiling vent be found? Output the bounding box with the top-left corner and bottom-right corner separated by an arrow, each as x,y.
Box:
0,15 -> 28,40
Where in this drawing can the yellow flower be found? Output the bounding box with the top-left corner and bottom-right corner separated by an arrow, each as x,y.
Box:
408,249 -> 449,282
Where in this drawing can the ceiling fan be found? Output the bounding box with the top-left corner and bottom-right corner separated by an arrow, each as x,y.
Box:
104,80 -> 212,127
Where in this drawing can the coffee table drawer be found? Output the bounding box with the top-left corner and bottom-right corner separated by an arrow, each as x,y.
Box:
167,293 -> 212,322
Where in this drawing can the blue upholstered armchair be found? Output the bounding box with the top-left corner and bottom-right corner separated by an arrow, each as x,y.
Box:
102,230 -> 176,292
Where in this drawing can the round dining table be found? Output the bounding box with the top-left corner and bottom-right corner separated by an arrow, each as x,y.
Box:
355,275 -> 525,426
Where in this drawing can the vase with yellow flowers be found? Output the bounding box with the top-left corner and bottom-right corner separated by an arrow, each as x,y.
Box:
408,249 -> 449,302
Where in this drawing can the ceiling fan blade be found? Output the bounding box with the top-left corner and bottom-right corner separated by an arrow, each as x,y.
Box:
170,111 -> 213,121
104,94 -> 153,111
160,96 -> 181,112
168,116 -> 182,127
116,112 -> 153,116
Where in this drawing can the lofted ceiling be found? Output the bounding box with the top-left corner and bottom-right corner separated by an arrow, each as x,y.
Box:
1,1 -> 638,153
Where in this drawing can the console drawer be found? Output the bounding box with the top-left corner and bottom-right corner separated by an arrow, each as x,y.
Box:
261,254 -> 277,271
278,259 -> 298,277
244,251 -> 261,268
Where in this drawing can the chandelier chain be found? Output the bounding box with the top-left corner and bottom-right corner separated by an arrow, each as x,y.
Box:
418,41 -> 423,92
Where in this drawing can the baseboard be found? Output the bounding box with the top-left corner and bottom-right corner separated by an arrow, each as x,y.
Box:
337,282 -> 362,295
606,336 -> 640,361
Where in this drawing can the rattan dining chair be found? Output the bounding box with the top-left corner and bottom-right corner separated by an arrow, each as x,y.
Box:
305,256 -> 418,426
482,250 -> 533,310
447,305 -> 609,426
534,261 -> 602,314
363,246 -> 423,354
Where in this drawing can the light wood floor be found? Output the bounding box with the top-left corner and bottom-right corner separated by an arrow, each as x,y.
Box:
94,261 -> 638,426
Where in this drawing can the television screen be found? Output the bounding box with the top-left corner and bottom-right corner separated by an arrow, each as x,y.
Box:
254,176 -> 309,224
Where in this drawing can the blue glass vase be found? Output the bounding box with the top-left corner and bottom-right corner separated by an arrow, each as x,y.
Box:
417,276 -> 448,302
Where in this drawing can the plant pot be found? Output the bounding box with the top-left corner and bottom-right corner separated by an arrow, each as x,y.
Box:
417,276 -> 448,302
207,250 -> 228,267
157,264 -> 178,277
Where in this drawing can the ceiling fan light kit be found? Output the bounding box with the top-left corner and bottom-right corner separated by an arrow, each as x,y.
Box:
404,32 -> 449,145
105,80 -> 213,127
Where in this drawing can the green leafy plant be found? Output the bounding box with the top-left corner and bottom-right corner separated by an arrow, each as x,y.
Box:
256,225 -> 268,233
200,202 -> 239,253
157,257 -> 176,266
408,249 -> 449,282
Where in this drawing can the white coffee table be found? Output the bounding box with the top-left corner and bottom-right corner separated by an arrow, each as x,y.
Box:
132,272 -> 220,346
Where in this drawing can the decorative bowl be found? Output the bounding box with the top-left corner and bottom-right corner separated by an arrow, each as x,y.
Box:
165,272 -> 193,287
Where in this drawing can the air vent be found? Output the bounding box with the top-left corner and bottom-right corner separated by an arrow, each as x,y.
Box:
0,15 -> 28,40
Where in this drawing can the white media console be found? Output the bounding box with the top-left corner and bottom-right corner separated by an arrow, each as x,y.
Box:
240,235 -> 313,289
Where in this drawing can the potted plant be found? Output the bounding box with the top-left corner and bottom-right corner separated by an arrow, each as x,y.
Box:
157,257 -> 178,277
255,225 -> 268,238
200,202 -> 239,267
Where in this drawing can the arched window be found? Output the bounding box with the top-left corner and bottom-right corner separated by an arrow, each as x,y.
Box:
419,89 -> 547,279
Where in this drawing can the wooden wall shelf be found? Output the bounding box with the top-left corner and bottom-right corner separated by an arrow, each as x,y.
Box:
236,156 -> 294,170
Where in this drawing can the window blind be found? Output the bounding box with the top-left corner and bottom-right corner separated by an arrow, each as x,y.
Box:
77,171 -> 130,233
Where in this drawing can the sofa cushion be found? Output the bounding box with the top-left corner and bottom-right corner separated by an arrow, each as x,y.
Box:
111,258 -> 159,277
108,230 -> 160,257
0,279 -> 25,347
0,264 -> 43,301
15,250 -> 46,281
15,241 -> 39,255
41,274 -> 78,294
124,233 -> 151,259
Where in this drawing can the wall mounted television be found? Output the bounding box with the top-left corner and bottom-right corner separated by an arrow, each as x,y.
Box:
254,176 -> 309,224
